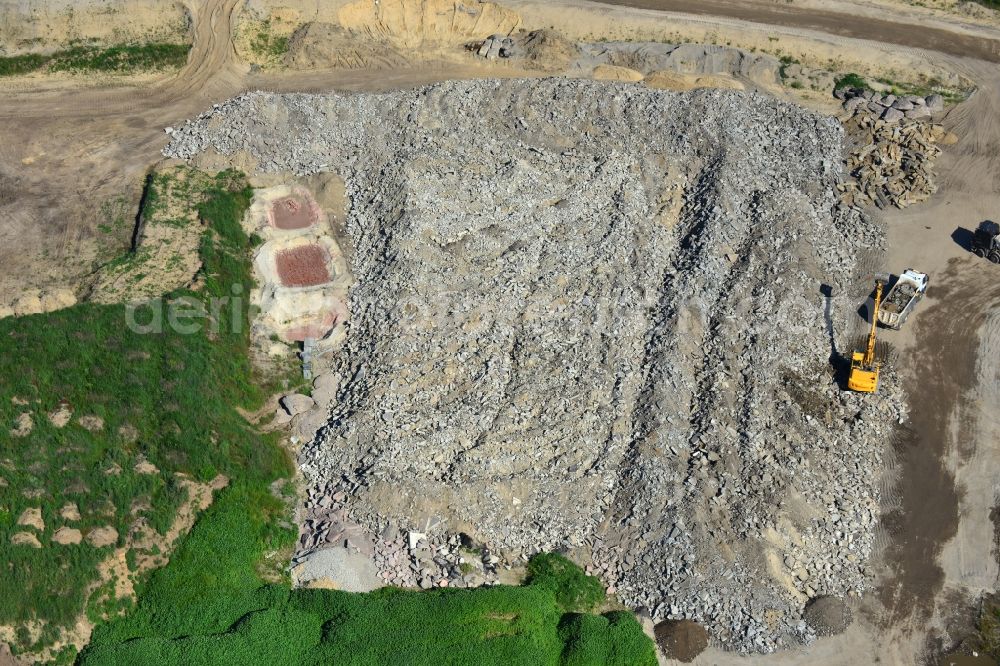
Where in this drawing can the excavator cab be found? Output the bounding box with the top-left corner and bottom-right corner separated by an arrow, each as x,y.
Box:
847,274 -> 889,393
847,350 -> 879,392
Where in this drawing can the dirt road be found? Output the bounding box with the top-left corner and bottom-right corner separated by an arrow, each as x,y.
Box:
597,0 -> 1000,63
877,58 -> 1000,660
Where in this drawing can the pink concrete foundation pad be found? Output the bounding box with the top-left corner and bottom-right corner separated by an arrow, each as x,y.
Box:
268,194 -> 320,230
284,312 -> 338,342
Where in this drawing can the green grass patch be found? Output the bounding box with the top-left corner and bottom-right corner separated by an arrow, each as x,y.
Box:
526,553 -> 605,613
246,18 -> 291,64
0,170 -> 286,656
50,43 -> 190,74
777,54 -> 799,81
0,43 -> 189,77
0,53 -> 49,76
835,71 -> 968,104
834,72 -> 869,91
873,75 -> 968,104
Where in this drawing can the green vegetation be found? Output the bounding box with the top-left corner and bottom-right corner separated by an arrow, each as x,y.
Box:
0,43 -> 190,77
872,75 -> 968,104
0,170 -> 287,656
81,550 -> 655,666
834,71 -> 968,104
526,553 -> 605,613
778,54 -> 800,81
250,20 -> 291,60
975,595 -> 1000,661
0,53 -> 49,76
558,612 -> 652,666
971,0 -> 1000,8
834,72 -> 869,91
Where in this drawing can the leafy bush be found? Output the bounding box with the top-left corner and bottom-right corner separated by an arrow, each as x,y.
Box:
778,54 -> 799,81
82,492 -> 652,665
834,73 -> 869,91
559,611 -> 657,666
83,567 -> 656,666
525,553 -> 605,612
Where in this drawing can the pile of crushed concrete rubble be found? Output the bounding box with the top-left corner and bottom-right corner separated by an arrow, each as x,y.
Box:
164,78 -> 903,653
838,114 -> 953,210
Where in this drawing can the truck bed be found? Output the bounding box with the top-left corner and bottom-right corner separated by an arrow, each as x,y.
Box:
877,269 -> 928,329
881,280 -> 918,314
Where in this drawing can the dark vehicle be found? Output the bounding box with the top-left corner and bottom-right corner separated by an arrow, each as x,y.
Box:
972,220 -> 1000,263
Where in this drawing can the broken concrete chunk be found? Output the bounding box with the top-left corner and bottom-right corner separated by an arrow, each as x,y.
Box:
881,107 -> 904,122
281,393 -> 315,416
274,406 -> 294,426
408,531 -> 426,550
313,372 -> 341,393
843,97 -> 865,112
293,408 -> 328,440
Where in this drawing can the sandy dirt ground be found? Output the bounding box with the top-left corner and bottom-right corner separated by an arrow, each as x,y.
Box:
2,0 -> 1000,663
597,0 -> 1000,61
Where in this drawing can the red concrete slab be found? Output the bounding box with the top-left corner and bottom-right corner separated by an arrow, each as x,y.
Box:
275,245 -> 331,287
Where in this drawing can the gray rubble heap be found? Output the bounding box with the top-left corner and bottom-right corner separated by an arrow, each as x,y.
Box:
838,113 -> 947,210
836,86 -> 944,122
164,79 -> 903,653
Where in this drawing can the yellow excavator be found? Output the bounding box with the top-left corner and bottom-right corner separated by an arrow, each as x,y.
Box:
848,275 -> 888,393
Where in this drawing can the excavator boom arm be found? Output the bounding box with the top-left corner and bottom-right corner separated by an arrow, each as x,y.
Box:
864,281 -> 883,366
